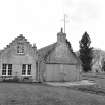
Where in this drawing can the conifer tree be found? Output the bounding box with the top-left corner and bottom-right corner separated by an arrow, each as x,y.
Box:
79,32 -> 93,72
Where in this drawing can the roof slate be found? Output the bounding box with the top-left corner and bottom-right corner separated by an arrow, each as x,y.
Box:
38,41 -> 80,64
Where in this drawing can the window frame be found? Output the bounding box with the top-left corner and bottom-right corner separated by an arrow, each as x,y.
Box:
2,64 -> 12,76
17,42 -> 24,55
22,64 -> 32,76
27,64 -> 31,75
22,64 -> 26,75
8,64 -> 12,76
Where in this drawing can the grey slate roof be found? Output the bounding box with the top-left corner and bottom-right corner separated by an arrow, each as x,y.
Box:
38,41 -> 80,64
38,43 -> 57,61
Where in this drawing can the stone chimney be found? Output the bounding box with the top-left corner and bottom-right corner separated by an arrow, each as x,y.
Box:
32,43 -> 37,54
33,43 -> 37,49
57,28 -> 66,44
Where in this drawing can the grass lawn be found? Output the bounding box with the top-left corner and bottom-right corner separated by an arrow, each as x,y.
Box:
0,83 -> 105,105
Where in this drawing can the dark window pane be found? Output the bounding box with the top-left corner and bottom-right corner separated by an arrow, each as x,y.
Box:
2,70 -> 6,75
2,64 -> 7,75
2,64 -> 6,69
22,64 -> 26,75
27,70 -> 31,75
8,64 -> 12,69
8,64 -> 12,75
27,64 -> 31,75
8,70 -> 12,75
22,64 -> 26,70
22,70 -> 26,75
28,64 -> 31,70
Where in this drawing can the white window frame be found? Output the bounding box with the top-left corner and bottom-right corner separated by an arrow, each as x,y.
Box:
2,64 -> 12,76
22,64 -> 32,76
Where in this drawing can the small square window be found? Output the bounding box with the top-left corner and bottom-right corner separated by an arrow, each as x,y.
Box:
17,43 -> 24,54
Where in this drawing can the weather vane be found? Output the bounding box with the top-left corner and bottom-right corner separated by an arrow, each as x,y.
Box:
61,14 -> 69,33
64,14 -> 66,33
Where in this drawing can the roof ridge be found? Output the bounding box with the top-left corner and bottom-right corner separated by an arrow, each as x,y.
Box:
38,43 -> 56,51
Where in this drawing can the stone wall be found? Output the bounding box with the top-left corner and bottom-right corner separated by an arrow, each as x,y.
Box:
0,36 -> 37,82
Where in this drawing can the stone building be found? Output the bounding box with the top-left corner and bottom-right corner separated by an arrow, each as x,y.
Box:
38,28 -> 81,82
0,29 -> 81,82
0,34 -> 38,82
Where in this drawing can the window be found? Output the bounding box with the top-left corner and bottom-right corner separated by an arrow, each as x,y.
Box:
2,64 -> 12,76
17,43 -> 24,54
2,64 -> 6,75
22,64 -> 26,75
8,64 -> 12,75
22,64 -> 31,75
27,64 -> 31,75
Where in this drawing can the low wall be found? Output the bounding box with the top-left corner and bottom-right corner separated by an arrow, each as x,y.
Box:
80,72 -> 105,88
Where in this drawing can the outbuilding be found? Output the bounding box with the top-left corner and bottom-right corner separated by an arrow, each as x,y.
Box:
38,28 -> 81,82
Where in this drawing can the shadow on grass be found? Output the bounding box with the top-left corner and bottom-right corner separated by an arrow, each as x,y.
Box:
69,85 -> 105,96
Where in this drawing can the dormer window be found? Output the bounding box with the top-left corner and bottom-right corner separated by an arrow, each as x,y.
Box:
17,42 -> 24,54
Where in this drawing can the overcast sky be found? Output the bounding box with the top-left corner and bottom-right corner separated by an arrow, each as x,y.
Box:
0,0 -> 104,51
